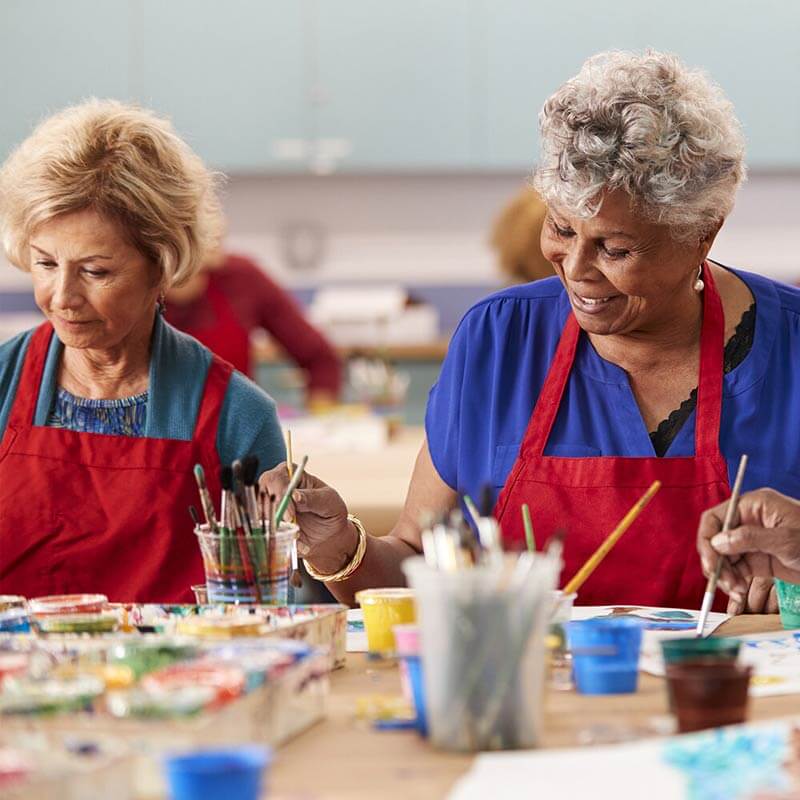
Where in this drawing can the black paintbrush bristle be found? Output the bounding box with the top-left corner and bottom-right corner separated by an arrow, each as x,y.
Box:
220,465 -> 234,492
242,455 -> 259,486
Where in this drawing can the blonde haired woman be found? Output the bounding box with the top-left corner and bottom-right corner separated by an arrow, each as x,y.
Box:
0,100 -> 285,602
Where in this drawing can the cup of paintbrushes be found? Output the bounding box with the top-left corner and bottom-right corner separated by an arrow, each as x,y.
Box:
403,553 -> 558,752
665,659 -> 752,733
195,522 -> 298,605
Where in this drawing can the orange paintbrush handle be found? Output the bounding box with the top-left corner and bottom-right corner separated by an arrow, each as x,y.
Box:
563,480 -> 662,596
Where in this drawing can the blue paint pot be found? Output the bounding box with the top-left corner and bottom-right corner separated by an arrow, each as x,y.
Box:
567,617 -> 643,695
164,746 -> 271,800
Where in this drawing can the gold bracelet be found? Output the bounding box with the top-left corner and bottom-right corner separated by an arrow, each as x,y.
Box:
303,514 -> 368,583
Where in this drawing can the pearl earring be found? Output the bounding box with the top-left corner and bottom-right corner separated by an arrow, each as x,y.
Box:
693,265 -> 705,293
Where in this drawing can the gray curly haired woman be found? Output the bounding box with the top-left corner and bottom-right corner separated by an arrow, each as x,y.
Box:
257,50 -> 800,617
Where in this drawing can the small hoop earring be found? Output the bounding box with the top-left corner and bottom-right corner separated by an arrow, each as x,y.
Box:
693,265 -> 705,293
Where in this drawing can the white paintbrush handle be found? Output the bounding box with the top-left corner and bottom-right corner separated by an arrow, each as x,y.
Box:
695,591 -> 715,637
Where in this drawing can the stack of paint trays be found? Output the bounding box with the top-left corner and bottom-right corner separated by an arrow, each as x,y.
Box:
28,594 -> 119,635
0,596 -> 29,634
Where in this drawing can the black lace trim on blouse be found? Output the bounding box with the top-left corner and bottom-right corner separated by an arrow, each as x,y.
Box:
649,303 -> 756,457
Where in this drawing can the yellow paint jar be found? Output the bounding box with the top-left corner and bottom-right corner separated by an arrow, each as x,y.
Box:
355,588 -> 416,654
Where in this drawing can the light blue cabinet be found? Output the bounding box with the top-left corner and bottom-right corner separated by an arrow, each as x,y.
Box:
0,0 -> 132,162
1,1 -> 798,171
137,0 -> 309,172
482,0 -> 800,169
312,0 -> 478,170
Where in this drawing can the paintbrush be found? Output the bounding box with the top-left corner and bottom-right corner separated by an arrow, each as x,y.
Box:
274,454 -> 309,528
285,433 -> 302,590
219,466 -> 235,578
562,480 -> 661,595
193,464 -> 218,532
522,504 -> 536,553
229,469 -> 259,601
696,454 -> 749,637
188,505 -> 201,526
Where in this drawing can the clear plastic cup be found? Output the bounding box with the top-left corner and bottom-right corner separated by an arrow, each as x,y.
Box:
403,554 -> 558,752
195,523 -> 298,605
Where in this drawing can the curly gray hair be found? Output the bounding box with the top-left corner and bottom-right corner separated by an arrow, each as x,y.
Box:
533,50 -> 746,241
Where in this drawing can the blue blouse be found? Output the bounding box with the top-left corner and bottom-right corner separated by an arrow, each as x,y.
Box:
426,266 -> 800,506
0,315 -> 286,470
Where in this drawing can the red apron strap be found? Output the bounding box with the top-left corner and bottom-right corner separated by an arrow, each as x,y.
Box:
7,323 -> 55,428
193,354 -> 233,442
694,261 -> 724,457
522,261 -> 725,460
520,313 -> 581,458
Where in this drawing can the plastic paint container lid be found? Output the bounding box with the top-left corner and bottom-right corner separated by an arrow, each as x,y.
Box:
142,662 -> 247,706
0,596 -> 26,613
33,612 -> 119,634
28,594 -> 108,616
355,588 -> 415,605
175,614 -> 265,639
0,676 -> 105,715
107,685 -> 216,719
0,654 -> 29,681
0,609 -> 30,632
0,748 -> 32,787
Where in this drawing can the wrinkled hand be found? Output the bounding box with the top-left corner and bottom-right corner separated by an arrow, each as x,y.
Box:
259,463 -> 358,575
697,488 -> 800,613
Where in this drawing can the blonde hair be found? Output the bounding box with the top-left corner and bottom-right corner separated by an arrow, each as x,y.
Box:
491,188 -> 553,284
533,50 -> 746,241
0,98 -> 223,287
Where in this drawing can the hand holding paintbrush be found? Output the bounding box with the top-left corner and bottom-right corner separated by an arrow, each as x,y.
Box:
258,458 -> 355,578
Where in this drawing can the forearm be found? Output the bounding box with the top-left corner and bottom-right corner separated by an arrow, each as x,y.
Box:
324,533 -> 420,606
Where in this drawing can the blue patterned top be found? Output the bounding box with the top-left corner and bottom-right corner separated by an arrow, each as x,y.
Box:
48,388 -> 148,436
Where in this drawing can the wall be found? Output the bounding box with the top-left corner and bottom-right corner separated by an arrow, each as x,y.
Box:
2,171 -> 798,338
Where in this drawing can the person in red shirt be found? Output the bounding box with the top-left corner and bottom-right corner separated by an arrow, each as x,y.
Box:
166,252 -> 342,405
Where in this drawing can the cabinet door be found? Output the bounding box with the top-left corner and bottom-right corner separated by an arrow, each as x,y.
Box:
0,0 -> 131,161
483,0 -> 800,169
312,0 -> 479,171
138,0 -> 308,171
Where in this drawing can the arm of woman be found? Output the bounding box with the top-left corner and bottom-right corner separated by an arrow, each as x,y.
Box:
237,257 -> 342,402
260,437 -> 457,606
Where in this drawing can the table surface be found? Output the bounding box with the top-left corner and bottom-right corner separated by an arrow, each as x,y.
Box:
271,615 -> 790,800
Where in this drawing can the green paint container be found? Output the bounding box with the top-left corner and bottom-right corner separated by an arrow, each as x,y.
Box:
775,578 -> 800,630
661,637 -> 741,665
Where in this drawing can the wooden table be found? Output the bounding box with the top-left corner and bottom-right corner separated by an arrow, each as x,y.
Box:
271,615 -> 789,800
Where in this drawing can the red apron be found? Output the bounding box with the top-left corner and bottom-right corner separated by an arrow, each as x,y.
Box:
0,323 -> 231,603
178,277 -> 251,377
494,263 -> 730,609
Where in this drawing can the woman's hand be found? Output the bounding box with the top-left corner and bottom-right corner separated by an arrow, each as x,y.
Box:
697,487 -> 800,613
259,464 -> 359,576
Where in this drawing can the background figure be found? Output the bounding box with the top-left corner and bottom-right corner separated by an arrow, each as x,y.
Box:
166,251 -> 342,406
491,187 -> 554,285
